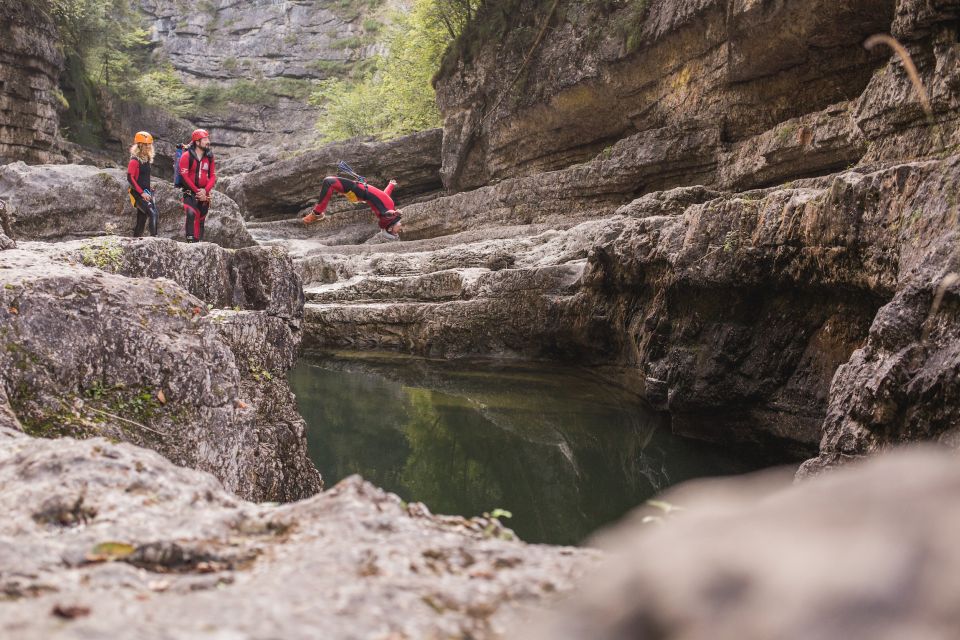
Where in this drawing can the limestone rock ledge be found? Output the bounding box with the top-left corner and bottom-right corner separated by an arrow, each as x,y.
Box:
0,430 -> 594,639
0,162 -> 254,249
290,152 -> 960,463
0,238 -> 320,502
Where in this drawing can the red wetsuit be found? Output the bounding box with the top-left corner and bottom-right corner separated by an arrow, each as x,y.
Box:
313,177 -> 399,229
178,145 -> 216,241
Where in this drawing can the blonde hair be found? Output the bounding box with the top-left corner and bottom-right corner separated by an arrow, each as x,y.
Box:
129,142 -> 155,164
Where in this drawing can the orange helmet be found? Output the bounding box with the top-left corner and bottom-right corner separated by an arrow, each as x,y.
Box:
191,129 -> 210,143
133,131 -> 153,144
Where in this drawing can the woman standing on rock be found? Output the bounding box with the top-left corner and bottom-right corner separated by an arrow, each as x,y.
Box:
127,131 -> 159,237
302,175 -> 403,240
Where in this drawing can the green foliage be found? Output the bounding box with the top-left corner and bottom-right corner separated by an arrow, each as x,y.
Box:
331,0 -> 385,21
331,36 -> 366,49
621,0 -> 651,52
47,0 -> 153,139
311,0 -> 472,142
133,66 -> 195,117
308,59 -> 353,77
193,78 -> 318,112
80,236 -> 124,272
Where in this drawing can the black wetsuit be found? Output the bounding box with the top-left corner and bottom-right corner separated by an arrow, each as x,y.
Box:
127,157 -> 158,237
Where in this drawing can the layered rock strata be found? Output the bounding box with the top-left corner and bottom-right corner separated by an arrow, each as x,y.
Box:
0,0 -> 65,164
137,0 -> 386,152
289,151 -> 959,459
0,430 -> 594,638
0,238 -> 320,502
434,0 -> 960,199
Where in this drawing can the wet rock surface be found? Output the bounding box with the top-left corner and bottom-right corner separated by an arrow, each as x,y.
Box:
0,432 -> 595,639
0,238 -> 320,502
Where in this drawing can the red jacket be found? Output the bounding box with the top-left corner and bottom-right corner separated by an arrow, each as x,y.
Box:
178,146 -> 216,194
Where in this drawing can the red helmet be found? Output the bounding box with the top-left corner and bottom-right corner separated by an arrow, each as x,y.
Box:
191,129 -> 210,143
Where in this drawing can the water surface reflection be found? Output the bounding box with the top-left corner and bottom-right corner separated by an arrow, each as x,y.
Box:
291,352 -> 763,545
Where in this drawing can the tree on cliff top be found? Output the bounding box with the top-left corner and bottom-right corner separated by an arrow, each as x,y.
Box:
311,0 -> 483,142
45,0 -> 151,143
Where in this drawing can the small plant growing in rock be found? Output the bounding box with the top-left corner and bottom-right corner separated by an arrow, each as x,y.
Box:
481,508 -> 514,540
723,230 -> 743,253
640,499 -> 684,525
80,237 -> 124,272
248,357 -> 274,382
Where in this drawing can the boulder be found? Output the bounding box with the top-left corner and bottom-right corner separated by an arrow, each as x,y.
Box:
528,447 -> 960,640
0,162 -> 254,248
0,238 -> 320,502
226,129 -> 444,220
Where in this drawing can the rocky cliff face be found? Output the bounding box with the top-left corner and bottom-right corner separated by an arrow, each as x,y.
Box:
137,0 -> 388,153
0,238 -> 321,502
0,0 -> 65,164
432,0 -> 958,194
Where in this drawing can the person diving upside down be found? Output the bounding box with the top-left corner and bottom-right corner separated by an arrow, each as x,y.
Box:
302,176 -> 403,239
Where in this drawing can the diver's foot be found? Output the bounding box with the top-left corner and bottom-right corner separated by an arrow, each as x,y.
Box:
302,212 -> 323,224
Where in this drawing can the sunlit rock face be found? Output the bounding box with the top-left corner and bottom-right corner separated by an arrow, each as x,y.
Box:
137,0 -> 386,153
0,1 -> 65,164
0,237 -> 319,502
0,431 -> 596,639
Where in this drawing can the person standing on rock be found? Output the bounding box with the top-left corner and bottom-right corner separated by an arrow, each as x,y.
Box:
302,176 -> 403,240
127,131 -> 159,237
178,129 -> 216,243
